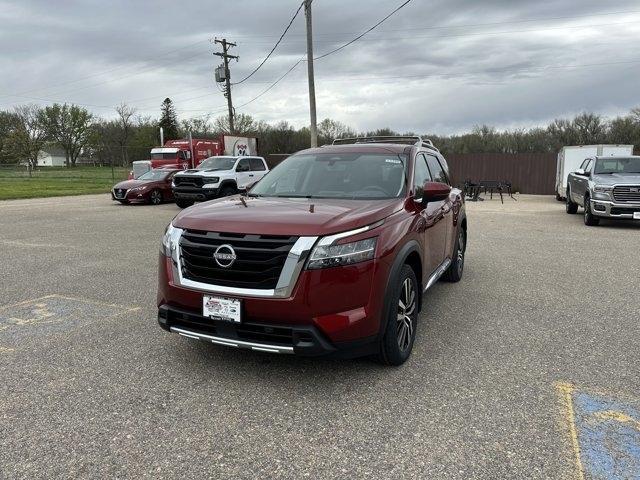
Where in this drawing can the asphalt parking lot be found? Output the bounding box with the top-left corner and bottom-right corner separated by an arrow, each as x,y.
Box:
1,194 -> 639,479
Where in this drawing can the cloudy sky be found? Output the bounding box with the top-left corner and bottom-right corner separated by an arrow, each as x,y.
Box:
1,0 -> 639,134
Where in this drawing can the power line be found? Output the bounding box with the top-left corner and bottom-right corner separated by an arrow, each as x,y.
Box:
220,9 -> 640,38
231,0 -> 305,85
314,0 -> 415,60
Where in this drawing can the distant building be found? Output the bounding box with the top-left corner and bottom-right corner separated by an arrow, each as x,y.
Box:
37,146 -> 66,167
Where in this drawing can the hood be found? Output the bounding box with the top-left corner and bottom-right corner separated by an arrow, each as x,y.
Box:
592,173 -> 640,185
173,196 -> 405,236
113,179 -> 152,189
175,169 -> 228,177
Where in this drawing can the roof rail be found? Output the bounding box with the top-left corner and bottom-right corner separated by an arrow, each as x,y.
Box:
332,135 -> 439,152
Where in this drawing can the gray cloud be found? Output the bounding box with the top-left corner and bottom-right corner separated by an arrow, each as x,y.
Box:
1,0 -> 639,134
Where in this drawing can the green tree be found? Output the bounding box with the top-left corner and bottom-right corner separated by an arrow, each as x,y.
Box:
43,103 -> 93,167
158,98 -> 179,141
6,105 -> 48,172
0,110 -> 19,164
213,113 -> 257,135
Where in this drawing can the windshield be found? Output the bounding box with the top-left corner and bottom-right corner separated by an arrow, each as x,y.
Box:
151,153 -> 178,160
249,153 -> 407,199
138,170 -> 172,181
594,157 -> 640,174
197,157 -> 237,171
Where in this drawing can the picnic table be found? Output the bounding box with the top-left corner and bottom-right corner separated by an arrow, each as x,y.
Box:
463,180 -> 516,204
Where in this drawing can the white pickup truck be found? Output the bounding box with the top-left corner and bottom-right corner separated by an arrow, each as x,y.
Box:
171,156 -> 269,208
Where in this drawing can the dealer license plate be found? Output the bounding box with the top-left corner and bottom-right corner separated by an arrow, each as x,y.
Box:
203,295 -> 241,323
634,212 -> 640,220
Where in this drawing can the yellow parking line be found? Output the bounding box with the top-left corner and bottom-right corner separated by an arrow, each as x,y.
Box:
556,382 -> 585,480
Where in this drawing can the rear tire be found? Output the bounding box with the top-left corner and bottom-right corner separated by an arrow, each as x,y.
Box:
377,265 -> 419,366
584,196 -> 600,226
566,188 -> 578,214
175,199 -> 194,209
442,227 -> 465,282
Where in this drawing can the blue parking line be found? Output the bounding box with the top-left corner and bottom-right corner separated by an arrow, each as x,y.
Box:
572,390 -> 640,479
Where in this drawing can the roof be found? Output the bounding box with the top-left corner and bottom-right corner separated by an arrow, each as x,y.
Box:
299,143 -> 412,156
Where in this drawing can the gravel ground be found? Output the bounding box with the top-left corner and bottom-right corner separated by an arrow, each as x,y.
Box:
0,194 -> 638,479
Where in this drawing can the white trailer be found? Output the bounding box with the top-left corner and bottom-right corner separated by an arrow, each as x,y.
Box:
555,144 -> 634,199
223,135 -> 258,156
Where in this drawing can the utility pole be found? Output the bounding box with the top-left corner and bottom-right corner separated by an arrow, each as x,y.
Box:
304,0 -> 318,147
214,38 -> 238,134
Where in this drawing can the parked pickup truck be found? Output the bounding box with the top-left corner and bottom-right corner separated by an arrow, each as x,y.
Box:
158,136 -> 467,365
171,156 -> 269,208
566,155 -> 640,225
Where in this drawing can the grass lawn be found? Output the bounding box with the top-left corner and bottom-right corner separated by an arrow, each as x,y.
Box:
0,166 -> 130,200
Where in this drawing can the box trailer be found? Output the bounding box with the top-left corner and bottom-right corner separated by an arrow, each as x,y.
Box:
555,144 -> 634,199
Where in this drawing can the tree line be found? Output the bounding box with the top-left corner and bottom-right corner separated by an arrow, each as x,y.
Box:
1,98 -> 639,169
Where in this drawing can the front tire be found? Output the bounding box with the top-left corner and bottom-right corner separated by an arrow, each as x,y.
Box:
584,196 -> 600,226
175,199 -> 194,209
566,188 -> 578,214
378,265 -> 419,366
442,227 -> 466,282
220,186 -> 236,197
149,189 -> 162,205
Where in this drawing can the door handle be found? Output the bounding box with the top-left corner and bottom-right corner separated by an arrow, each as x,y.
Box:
249,174 -> 254,177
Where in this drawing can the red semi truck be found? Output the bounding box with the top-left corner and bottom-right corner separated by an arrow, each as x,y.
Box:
130,135 -> 258,179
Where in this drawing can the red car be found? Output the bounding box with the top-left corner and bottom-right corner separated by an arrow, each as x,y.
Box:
157,137 -> 467,365
112,168 -> 180,205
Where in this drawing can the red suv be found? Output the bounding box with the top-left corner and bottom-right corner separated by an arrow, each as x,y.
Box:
157,137 -> 466,365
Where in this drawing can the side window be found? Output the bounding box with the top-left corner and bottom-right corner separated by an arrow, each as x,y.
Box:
236,158 -> 250,172
583,159 -> 593,173
413,154 -> 432,196
579,159 -> 589,170
425,154 -> 449,184
250,158 -> 266,171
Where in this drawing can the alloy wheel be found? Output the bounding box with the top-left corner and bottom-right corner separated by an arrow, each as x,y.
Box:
396,278 -> 416,351
150,191 -> 162,205
457,230 -> 465,275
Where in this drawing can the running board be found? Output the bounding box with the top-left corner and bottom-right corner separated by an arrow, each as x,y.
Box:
424,258 -> 451,291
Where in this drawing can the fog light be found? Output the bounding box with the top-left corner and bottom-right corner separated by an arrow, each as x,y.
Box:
594,203 -> 606,212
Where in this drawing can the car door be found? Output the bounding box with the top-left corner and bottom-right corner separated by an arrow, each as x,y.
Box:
249,158 -> 268,186
235,158 -> 252,189
424,153 -> 453,264
412,153 -> 446,277
573,158 -> 592,203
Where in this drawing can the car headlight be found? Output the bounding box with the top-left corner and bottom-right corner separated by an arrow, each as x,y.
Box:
593,185 -> 613,193
307,237 -> 377,270
171,180 -> 176,187
162,223 -> 184,257
130,185 -> 148,192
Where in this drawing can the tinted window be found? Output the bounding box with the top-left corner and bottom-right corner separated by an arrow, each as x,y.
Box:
197,157 -> 237,171
413,154 -> 432,195
237,158 -> 251,172
594,157 -> 640,174
250,158 -> 266,171
425,155 -> 448,184
249,153 -> 407,199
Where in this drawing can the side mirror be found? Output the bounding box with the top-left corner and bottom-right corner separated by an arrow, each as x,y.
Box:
575,168 -> 588,176
416,181 -> 451,205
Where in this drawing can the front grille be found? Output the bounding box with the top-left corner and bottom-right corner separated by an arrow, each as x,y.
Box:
610,206 -> 640,215
174,176 -> 205,188
113,188 -> 127,199
179,230 -> 298,289
613,185 -> 640,203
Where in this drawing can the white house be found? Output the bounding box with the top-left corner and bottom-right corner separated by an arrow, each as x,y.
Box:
37,147 -> 66,167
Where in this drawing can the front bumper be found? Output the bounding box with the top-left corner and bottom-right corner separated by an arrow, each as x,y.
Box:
158,304 -> 377,357
173,186 -> 219,201
111,189 -> 149,202
590,199 -> 640,219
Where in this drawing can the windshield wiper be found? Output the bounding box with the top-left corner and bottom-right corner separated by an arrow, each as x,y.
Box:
274,194 -> 314,198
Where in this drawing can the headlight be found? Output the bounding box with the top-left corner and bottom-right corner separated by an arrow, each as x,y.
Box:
593,185 -> 613,193
162,223 -> 183,257
171,180 -> 176,187
307,237 -> 377,270
130,185 -> 148,192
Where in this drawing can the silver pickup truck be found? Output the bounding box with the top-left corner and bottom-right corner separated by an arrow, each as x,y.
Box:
566,155 -> 640,226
